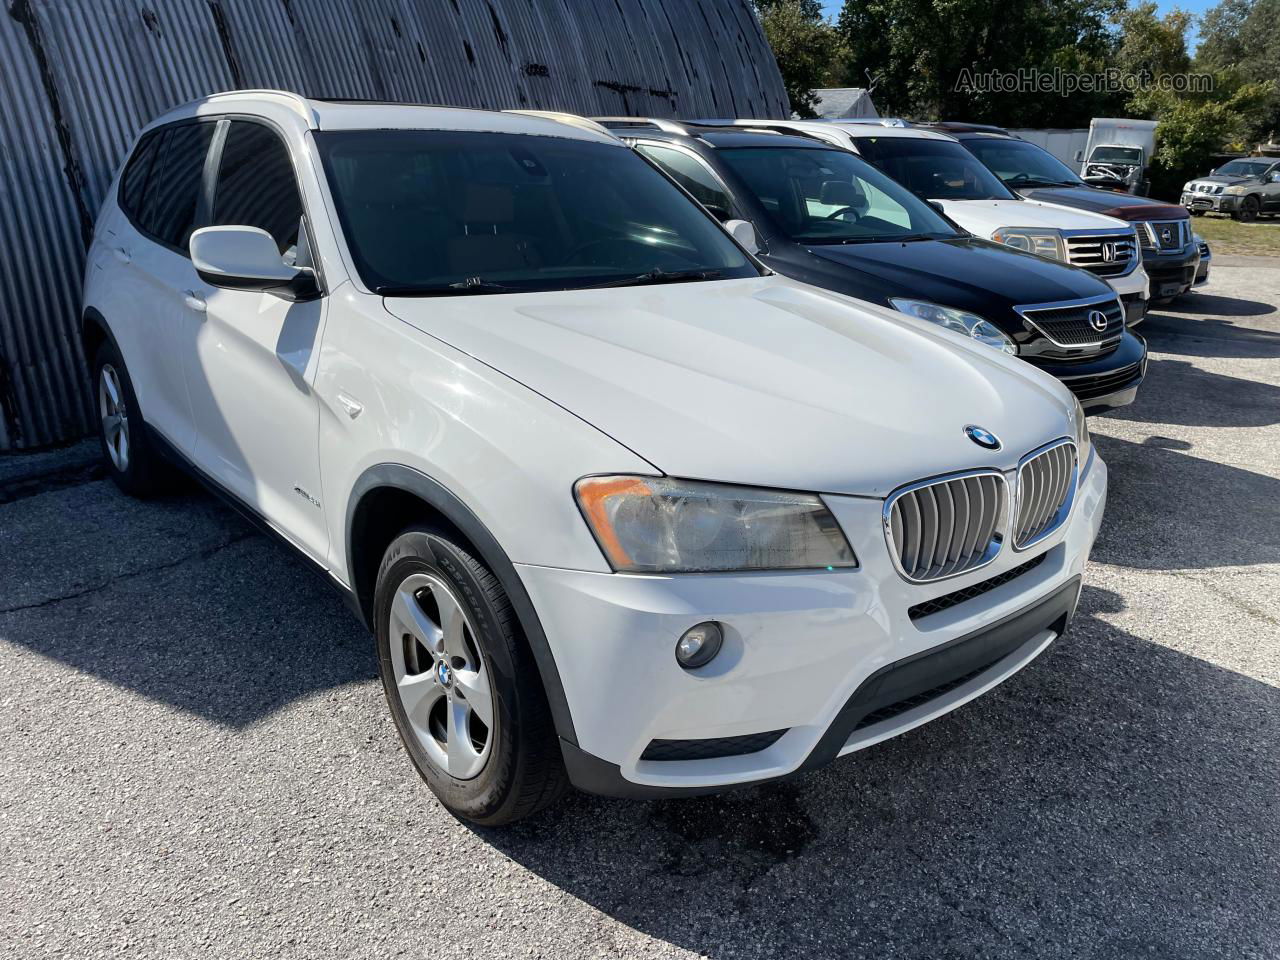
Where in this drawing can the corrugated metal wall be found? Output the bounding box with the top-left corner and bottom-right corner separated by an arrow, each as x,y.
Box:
0,0 -> 787,450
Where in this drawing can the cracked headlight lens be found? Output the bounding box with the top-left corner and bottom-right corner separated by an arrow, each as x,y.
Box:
890,299 -> 1017,355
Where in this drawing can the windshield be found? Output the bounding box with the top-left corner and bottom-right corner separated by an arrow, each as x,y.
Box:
962,137 -> 1084,188
315,130 -> 758,294
717,146 -> 959,244
1090,146 -> 1143,164
850,136 -> 1016,200
1215,159 -> 1273,178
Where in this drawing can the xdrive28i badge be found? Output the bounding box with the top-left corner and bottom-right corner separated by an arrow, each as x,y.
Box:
964,425 -> 1002,450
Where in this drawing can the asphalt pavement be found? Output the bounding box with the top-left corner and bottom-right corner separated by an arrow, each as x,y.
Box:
3,256 -> 1278,959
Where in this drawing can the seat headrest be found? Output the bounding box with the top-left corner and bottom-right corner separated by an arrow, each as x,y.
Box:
820,179 -> 866,212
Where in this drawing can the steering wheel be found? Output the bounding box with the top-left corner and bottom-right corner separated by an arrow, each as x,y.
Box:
823,206 -> 862,222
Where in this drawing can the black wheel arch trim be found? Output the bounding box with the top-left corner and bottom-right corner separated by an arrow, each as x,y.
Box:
347,463 -> 578,746
82,306 -> 121,364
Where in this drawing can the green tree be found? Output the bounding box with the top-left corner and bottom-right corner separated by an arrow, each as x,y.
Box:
1197,0 -> 1280,141
755,0 -> 842,118
833,0 -> 1124,125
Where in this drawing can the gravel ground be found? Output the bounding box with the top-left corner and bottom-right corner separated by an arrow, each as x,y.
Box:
3,258 -> 1278,959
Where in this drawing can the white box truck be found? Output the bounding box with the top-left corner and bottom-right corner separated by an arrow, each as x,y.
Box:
1076,118 -> 1158,195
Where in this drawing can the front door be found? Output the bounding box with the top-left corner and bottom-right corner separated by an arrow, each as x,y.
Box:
179,119 -> 330,564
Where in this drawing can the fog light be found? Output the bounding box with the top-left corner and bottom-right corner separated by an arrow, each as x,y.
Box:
675,621 -> 723,669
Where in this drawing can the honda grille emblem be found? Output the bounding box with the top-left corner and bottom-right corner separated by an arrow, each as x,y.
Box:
1101,242 -> 1118,262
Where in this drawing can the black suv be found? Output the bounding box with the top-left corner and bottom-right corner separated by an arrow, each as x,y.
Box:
600,120 -> 1147,413
936,130 -> 1202,302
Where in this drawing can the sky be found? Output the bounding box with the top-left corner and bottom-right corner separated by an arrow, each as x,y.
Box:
817,0 -> 1216,51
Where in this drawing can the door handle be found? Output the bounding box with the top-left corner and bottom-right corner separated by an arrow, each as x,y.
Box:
112,245 -> 131,264
183,290 -> 207,313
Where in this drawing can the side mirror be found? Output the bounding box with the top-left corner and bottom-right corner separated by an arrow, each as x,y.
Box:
1074,150 -> 1083,162
928,200 -> 946,215
190,225 -> 317,300
723,218 -> 759,255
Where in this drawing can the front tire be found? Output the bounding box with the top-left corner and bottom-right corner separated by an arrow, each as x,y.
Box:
92,340 -> 175,497
374,526 -> 567,825
1237,195 -> 1261,222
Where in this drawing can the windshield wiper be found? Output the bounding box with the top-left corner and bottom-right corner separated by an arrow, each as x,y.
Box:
587,268 -> 722,289
446,277 -> 519,293
1006,176 -> 1075,187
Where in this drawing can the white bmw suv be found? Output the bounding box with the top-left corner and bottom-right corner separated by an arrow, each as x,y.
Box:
83,91 -> 1106,824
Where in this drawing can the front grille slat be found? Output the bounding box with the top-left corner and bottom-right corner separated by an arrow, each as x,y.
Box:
885,472 -> 1007,582
1065,234 -> 1136,277
1014,441 -> 1077,549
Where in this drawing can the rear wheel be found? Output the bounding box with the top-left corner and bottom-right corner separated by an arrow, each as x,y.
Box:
92,340 -> 175,497
374,526 -> 567,824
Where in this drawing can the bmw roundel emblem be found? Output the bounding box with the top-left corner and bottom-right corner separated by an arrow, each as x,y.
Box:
964,424 -> 1002,450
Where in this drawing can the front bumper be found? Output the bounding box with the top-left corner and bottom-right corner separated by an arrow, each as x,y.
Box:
1141,245 -> 1200,300
1181,191 -> 1239,214
519,453 -> 1107,796
1035,331 -> 1148,414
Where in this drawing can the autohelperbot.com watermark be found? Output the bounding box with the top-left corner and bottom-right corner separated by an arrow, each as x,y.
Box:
954,67 -> 1214,97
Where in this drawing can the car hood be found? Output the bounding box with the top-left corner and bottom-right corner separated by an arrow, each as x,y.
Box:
1016,186 -> 1189,222
1190,175 -> 1255,187
933,197 -> 1131,238
384,276 -> 1075,498
804,236 -> 1111,310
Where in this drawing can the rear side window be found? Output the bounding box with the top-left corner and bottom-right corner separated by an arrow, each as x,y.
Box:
212,121 -> 304,256
119,130 -> 162,219
136,122 -> 216,251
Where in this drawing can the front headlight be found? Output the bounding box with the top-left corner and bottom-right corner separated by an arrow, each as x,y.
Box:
1224,184 -> 1247,194
1072,397 -> 1092,467
1182,181 -> 1193,192
991,227 -> 1065,261
889,299 -> 1017,355
574,475 -> 857,573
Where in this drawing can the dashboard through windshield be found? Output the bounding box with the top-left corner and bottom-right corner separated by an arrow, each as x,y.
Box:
717,146 -> 959,244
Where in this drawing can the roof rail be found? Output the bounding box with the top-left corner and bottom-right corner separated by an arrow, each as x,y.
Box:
692,118 -> 848,148
592,116 -> 690,135
504,110 -> 616,138
200,89 -> 318,126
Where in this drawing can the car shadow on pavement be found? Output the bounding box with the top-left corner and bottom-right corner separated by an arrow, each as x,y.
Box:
481,583 -> 1279,959
1089,434 -> 1280,570
1155,292 -> 1275,319
1139,308 -> 1280,360
0,482 -> 374,728
1100,356 -> 1280,429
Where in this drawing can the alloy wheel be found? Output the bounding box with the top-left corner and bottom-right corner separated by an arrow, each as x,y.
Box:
98,363 -> 130,472
389,572 -> 495,780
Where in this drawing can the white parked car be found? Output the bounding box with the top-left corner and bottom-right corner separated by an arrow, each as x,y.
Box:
709,121 -> 1152,327
83,91 -> 1106,824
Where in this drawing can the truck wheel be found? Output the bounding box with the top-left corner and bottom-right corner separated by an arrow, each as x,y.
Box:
92,341 -> 176,497
373,525 -> 568,825
1239,195 -> 1261,222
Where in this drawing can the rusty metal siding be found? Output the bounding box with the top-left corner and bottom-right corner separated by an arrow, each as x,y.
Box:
0,0 -> 787,450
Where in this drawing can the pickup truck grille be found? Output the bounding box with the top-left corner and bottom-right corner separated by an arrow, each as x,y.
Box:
1140,219 -> 1189,251
1016,297 -> 1125,348
1013,441 -> 1077,549
885,471 -> 1006,582
1065,233 -> 1136,277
